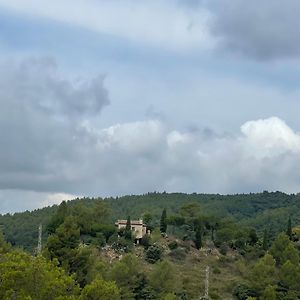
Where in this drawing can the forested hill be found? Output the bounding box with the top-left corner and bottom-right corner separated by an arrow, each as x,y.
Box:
1,191 -> 300,251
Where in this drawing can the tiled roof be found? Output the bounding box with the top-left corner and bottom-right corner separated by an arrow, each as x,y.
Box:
116,220 -> 145,226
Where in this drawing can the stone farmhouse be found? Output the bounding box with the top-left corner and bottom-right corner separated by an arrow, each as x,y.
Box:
115,219 -> 148,242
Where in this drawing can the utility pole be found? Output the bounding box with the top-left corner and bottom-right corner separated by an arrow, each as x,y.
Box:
37,224 -> 42,255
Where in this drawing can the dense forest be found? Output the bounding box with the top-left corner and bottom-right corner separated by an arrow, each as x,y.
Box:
0,191 -> 300,299
1,191 -> 299,251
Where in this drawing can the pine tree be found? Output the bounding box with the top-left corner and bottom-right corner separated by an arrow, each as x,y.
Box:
47,201 -> 68,234
160,209 -> 167,234
0,230 -> 10,253
286,216 -> 292,240
261,285 -> 277,300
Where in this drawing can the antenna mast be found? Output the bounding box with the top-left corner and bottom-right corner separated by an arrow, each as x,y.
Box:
37,224 -> 42,255
200,266 -> 210,300
204,266 -> 210,299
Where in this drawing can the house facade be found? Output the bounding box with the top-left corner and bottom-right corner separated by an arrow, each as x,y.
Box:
115,219 -> 147,240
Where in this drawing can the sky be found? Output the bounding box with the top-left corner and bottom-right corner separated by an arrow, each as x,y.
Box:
1,0 -> 300,213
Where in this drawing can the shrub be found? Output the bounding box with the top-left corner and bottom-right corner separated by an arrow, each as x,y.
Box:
233,283 -> 257,300
145,244 -> 162,264
212,267 -> 221,274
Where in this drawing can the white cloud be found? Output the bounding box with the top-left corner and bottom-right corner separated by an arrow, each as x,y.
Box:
241,117 -> 300,158
0,0 -> 213,52
167,131 -> 192,148
97,120 -> 164,153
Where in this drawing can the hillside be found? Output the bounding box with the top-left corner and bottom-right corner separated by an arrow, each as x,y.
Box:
1,191 -> 300,299
0,191 -> 300,251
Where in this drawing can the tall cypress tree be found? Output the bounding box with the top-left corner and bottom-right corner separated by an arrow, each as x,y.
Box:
125,216 -> 132,240
160,209 -> 167,234
286,216 -> 292,240
195,225 -> 203,250
262,229 -> 269,251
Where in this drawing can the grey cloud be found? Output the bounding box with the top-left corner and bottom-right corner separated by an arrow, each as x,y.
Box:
205,0 -> 300,60
0,58 -> 109,194
77,117 -> 300,198
1,58 -> 109,119
2,107 -> 300,212
2,58 -> 300,213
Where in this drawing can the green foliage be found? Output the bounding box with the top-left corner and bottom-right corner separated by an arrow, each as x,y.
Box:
72,201 -> 111,235
261,285 -> 277,300
163,293 -> 179,300
179,203 -> 201,220
2,192 -> 300,299
46,216 -> 80,270
143,213 -> 153,230
71,246 -> 92,286
215,221 -> 236,247
279,260 -> 300,291
124,216 -> 132,240
140,233 -> 152,249
286,216 -> 292,240
262,229 -> 269,251
47,200 -> 68,234
0,249 -> 80,299
160,208 -> 167,234
149,260 -> 178,295
145,244 -> 162,263
248,254 -> 277,294
0,206 -> 56,251
233,284 -> 257,300
109,254 -> 140,299
167,215 -> 185,227
281,242 -> 299,265
269,233 -> 298,265
0,230 -> 11,253
46,216 -> 93,286
3,191 -> 300,251
194,224 -> 203,250
248,229 -> 258,246
133,274 -> 157,300
80,277 -> 120,300
91,224 -> 116,242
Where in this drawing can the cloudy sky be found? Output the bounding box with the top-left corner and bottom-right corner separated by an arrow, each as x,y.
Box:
1,0 -> 300,213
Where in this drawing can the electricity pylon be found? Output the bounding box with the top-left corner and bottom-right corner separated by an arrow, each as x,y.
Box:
37,224 -> 42,255
200,266 -> 210,300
